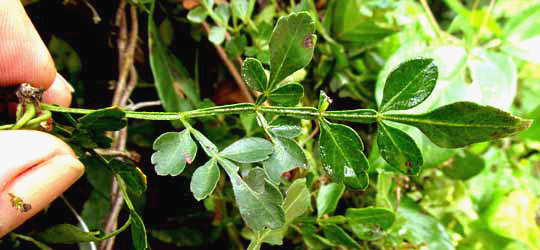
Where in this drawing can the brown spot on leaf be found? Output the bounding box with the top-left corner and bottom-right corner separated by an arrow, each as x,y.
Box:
183,152 -> 193,164
173,81 -> 186,98
405,161 -> 412,167
303,35 -> 313,48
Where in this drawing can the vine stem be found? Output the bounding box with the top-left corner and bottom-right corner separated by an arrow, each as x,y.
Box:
473,0 -> 496,46
102,2 -> 139,250
41,103 -> 378,123
419,0 -> 443,38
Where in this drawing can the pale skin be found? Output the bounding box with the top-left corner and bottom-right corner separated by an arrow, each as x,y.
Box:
0,0 -> 85,237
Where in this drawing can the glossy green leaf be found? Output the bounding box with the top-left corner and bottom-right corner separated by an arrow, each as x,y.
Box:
377,122 -> 423,175
219,160 -> 285,231
36,224 -> 101,244
242,58 -> 268,92
268,82 -> 304,106
332,0 -> 394,44
283,178 -> 310,222
380,59 -> 438,112
190,158 -> 220,201
149,16 -> 199,117
442,150 -> 485,180
346,207 -> 395,240
319,119 -> 368,183
231,0 -> 248,21
268,12 -> 316,88
383,102 -> 532,148
263,135 -> 308,183
220,137 -> 274,163
187,7 -> 208,23
151,130 -> 197,176
208,26 -> 226,45
322,224 -> 360,249
344,168 -> 369,190
317,182 -> 345,217
268,117 -> 302,138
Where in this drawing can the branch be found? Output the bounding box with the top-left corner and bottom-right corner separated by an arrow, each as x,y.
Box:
202,22 -> 254,103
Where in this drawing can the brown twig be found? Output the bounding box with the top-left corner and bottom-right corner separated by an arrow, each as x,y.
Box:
202,22 -> 254,103
100,3 -> 139,250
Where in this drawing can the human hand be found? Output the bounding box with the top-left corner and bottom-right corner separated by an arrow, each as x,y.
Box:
0,0 -> 84,237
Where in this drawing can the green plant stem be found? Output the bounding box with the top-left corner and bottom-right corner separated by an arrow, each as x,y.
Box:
11,103 -> 36,129
40,103 -> 378,124
419,0 -> 443,38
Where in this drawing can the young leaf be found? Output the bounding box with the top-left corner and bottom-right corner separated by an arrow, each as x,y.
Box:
268,12 -> 316,88
319,119 -> 368,183
187,7 -> 208,23
318,90 -> 331,112
283,178 -> 310,222
242,58 -> 268,92
380,59 -> 438,112
220,137 -> 274,163
219,159 -> 286,231
268,82 -> 304,106
317,182 -> 345,217
263,135 -> 308,183
322,224 -> 361,249
208,26 -> 226,45
377,122 -> 423,175
190,158 -> 220,201
383,101 -> 533,148
231,0 -> 248,21
151,130 -> 197,176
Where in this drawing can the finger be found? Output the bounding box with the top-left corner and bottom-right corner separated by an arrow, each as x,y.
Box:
0,130 -> 84,237
42,73 -> 74,107
0,0 -> 56,88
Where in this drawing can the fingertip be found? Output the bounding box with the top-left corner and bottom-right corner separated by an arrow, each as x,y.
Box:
42,74 -> 73,107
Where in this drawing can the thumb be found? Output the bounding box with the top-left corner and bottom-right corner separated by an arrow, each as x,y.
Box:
0,0 -> 56,89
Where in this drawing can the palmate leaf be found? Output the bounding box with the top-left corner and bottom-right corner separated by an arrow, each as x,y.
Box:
151,130 -> 197,176
319,119 -> 369,185
219,159 -> 285,231
383,102 -> 533,148
268,12 -> 316,88
377,122 -> 423,175
380,59 -> 438,112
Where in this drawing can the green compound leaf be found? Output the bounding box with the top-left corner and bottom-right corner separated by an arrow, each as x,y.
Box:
151,130 -> 197,176
383,101 -> 533,148
263,135 -> 308,183
268,82 -> 304,106
317,182 -> 345,217
220,137 -> 274,163
377,122 -> 423,175
268,12 -> 316,88
242,58 -> 268,92
319,119 -> 369,184
190,158 -> 220,201
380,59 -> 438,112
219,159 -> 286,231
